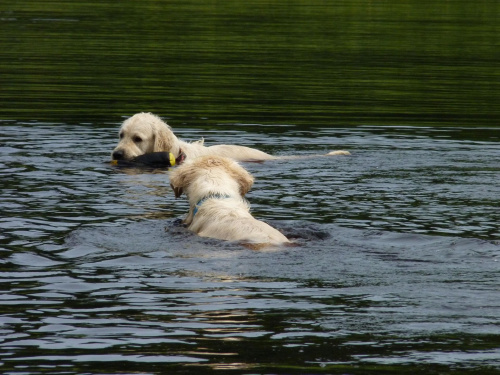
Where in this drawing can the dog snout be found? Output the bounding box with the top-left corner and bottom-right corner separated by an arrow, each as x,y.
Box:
112,150 -> 125,160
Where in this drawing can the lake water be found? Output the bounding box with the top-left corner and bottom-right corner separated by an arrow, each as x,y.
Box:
1,1 -> 499,374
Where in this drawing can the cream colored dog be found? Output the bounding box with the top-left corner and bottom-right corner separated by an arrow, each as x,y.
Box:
169,155 -> 290,246
111,112 -> 350,162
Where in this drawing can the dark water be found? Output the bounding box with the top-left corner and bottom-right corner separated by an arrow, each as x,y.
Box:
1,1 -> 500,374
1,0 -> 500,126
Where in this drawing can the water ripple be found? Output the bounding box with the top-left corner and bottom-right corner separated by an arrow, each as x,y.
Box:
1,123 -> 499,373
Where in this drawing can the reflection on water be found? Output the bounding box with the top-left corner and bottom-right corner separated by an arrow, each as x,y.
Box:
1,123 -> 499,374
1,1 -> 499,126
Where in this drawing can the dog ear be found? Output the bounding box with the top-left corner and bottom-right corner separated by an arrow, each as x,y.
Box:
152,118 -> 179,154
230,163 -> 254,196
238,172 -> 254,196
169,166 -> 192,198
169,170 -> 184,198
153,126 -> 170,152
170,184 -> 183,199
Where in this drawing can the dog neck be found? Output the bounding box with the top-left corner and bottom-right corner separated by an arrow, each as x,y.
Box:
193,194 -> 232,217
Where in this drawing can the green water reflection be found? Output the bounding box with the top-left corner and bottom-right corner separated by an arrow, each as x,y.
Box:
1,0 -> 499,126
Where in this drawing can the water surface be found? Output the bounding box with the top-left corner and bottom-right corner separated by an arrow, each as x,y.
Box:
1,123 -> 499,374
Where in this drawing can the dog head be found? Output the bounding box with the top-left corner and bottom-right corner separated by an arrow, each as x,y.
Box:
169,156 -> 254,199
111,112 -> 180,160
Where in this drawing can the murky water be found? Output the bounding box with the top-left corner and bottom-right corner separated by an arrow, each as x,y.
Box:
1,0 -> 500,373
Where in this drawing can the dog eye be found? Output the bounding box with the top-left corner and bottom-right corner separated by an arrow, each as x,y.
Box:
119,133 -> 124,139
133,136 -> 142,143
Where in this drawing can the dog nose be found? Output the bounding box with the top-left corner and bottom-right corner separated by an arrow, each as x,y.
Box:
112,150 -> 125,160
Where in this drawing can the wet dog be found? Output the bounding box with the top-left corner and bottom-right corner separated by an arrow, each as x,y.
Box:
111,112 -> 350,162
169,155 -> 290,246
111,112 -> 274,162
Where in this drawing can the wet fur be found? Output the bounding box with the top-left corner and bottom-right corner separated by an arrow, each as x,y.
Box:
169,155 -> 290,246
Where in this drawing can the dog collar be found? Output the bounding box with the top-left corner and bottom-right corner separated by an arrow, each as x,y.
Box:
193,194 -> 231,217
176,148 -> 186,165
